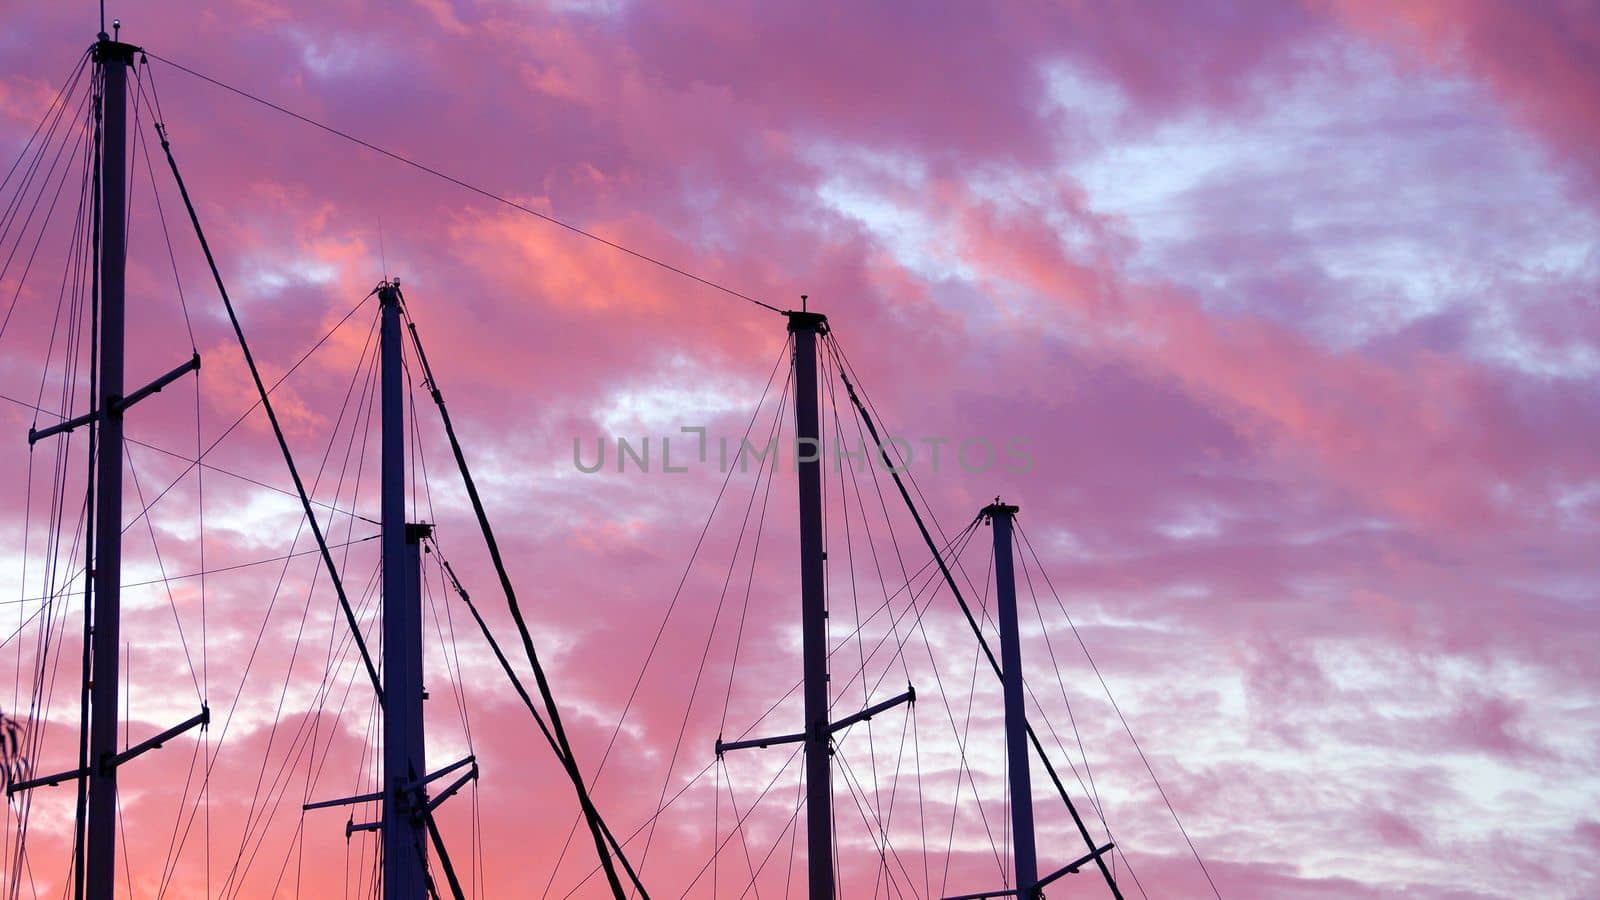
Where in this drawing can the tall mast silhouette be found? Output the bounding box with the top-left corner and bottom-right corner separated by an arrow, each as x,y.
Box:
990,502 -> 1038,896
945,501 -> 1120,900
791,309 -> 835,898
304,282 -> 476,900
0,16 -> 1206,891
6,24 -> 209,899
715,303 -> 914,899
378,280 -> 431,898
82,28 -> 133,900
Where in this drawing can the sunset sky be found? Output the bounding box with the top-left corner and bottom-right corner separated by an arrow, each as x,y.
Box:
1,1 -> 1597,898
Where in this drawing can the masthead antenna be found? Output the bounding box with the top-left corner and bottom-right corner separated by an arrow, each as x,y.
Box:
378,213 -> 390,282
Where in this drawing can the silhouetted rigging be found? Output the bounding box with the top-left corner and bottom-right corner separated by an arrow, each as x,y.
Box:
0,15 -> 1225,900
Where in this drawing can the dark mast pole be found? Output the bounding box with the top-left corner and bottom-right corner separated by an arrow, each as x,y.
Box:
380,280 -> 429,899
84,29 -> 133,900
788,308 -> 834,900
986,501 -> 1038,897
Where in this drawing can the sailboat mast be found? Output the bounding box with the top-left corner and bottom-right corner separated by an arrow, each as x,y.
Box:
380,281 -> 430,899
84,31 -> 133,900
715,311 -> 912,895
788,309 -> 834,899
986,502 -> 1038,897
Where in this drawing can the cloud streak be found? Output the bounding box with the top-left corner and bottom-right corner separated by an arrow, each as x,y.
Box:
0,1 -> 1595,897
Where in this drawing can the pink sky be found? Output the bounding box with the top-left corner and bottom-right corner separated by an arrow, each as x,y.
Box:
1,1 -> 1597,897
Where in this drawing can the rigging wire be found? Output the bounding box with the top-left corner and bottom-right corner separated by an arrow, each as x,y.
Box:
154,314 -> 384,900
0,49 -> 90,210
826,353 -> 933,899
141,51 -> 785,317
72,63 -> 102,900
1016,520 -> 1220,898
426,539 -> 643,899
555,511 -> 981,898
718,755 -> 775,899
711,369 -> 788,899
0,262 -> 389,535
154,121 -> 385,705
407,385 -> 487,900
0,55 -> 96,349
824,331 -> 938,896
0,393 -> 380,528
821,335 -> 934,895
637,352 -> 792,878
0,34 -> 1222,900
220,307 -> 385,898
644,326 -> 972,896
289,551 -> 384,899
132,64 -> 196,351
1012,536 -> 1150,897
538,335 -> 792,898
121,443 -> 204,701
937,531 -> 1004,897
166,50 -> 215,893
806,337 -> 1010,893
833,750 -> 917,898
401,299 -> 641,899
664,744 -> 806,900
0,53 -> 97,899
826,331 -> 1129,899
595,315 -> 1030,890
